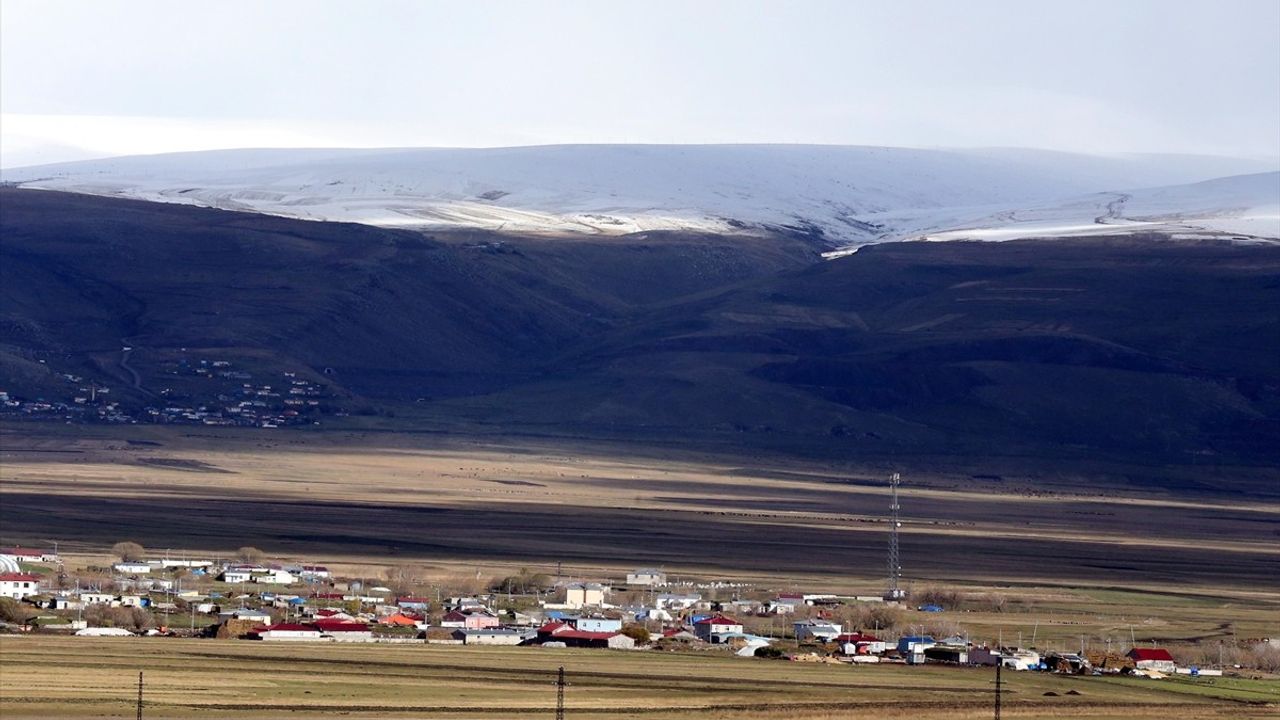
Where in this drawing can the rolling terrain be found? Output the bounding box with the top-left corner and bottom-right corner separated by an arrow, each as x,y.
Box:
5,145 -> 1277,244
2,188 -> 1279,480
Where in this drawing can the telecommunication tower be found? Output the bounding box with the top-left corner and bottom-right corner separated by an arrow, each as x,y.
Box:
886,472 -> 905,600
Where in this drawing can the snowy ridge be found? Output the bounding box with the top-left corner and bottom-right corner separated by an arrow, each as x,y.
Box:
4,145 -> 1277,245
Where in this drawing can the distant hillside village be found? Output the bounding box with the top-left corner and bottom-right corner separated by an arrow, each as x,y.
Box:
0,355 -> 343,427
2,545 -> 1274,678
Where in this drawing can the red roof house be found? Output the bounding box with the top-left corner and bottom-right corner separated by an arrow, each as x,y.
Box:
1127,648 -> 1176,671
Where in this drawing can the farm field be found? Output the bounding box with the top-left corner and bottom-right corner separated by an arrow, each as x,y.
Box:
2,424 -> 1278,648
1,636 -> 1276,720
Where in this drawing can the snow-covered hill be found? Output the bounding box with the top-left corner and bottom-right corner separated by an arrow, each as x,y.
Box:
917,171 -> 1280,243
4,145 -> 1276,245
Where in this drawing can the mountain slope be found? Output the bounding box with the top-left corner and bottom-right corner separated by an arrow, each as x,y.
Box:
6,145 -> 1275,245
2,189 -> 1278,479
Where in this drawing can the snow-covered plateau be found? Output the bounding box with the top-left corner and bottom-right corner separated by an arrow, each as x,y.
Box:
4,145 -> 1277,247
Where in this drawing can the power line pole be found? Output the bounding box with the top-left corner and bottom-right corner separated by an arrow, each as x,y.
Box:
994,660 -> 1002,720
555,666 -> 565,720
886,472 -> 904,600
136,671 -> 143,720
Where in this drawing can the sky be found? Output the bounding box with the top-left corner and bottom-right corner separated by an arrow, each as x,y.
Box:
2,0 -> 1279,167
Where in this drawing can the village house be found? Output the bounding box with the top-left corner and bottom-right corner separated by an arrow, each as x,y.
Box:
1128,648 -> 1177,673
536,621 -> 636,649
252,568 -> 296,585
564,583 -> 607,609
220,566 -> 262,584
655,593 -> 700,611
219,609 -> 272,624
314,619 -> 373,642
251,623 -> 323,641
453,628 -> 527,646
3,547 -> 59,563
0,572 -> 40,600
626,569 -> 667,586
694,615 -> 744,643
298,565 -> 331,579
396,597 -> 430,611
837,632 -> 887,655
571,617 -> 623,633
794,620 -> 842,643
79,592 -> 115,606
113,562 -> 151,574
898,635 -> 936,664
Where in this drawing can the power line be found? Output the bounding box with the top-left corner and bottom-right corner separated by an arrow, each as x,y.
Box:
555,666 -> 565,720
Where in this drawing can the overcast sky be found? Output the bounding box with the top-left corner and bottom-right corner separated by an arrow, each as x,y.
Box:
3,0 -> 1278,167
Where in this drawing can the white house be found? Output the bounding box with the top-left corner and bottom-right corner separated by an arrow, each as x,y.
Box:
453,628 -> 527,646
219,609 -> 272,624
1128,648 -> 1177,673
298,565 -> 331,579
220,567 -> 256,584
253,623 -> 323,641
573,617 -> 623,633
655,593 -> 701,610
79,592 -> 115,606
0,572 -> 40,600
118,595 -> 148,608
114,562 -> 151,575
252,569 -> 296,585
626,569 -> 667,586
794,620 -> 842,642
694,615 -> 744,643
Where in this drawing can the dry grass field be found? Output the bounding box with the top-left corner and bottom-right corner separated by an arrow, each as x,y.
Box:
2,423 -> 1277,648
1,636 -> 1276,720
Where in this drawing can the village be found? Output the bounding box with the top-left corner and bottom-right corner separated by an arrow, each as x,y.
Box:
0,543 -> 1261,682
0,356 -> 340,428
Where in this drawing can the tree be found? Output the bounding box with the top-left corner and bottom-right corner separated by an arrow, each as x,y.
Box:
620,624 -> 651,644
0,598 -> 38,626
111,541 -> 145,562
236,546 -> 264,564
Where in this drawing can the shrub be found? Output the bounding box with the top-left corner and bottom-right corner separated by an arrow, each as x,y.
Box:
111,541 -> 145,562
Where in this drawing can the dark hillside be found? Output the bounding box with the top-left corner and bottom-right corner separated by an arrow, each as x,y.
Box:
3,188 -> 1278,481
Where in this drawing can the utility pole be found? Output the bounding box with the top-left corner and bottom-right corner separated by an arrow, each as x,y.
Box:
993,660 -> 1002,720
555,666 -> 566,720
136,671 -> 143,720
886,472 -> 904,600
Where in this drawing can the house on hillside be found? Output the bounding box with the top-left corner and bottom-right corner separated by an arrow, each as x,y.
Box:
694,615 -> 744,643
113,562 -> 151,575
0,573 -> 40,600
1128,648 -> 1176,673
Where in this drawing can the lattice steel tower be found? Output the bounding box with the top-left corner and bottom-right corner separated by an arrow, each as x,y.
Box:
886,472 -> 904,600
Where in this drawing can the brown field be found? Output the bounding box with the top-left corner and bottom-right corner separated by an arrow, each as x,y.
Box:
2,423 -> 1278,648
1,636 -> 1277,720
